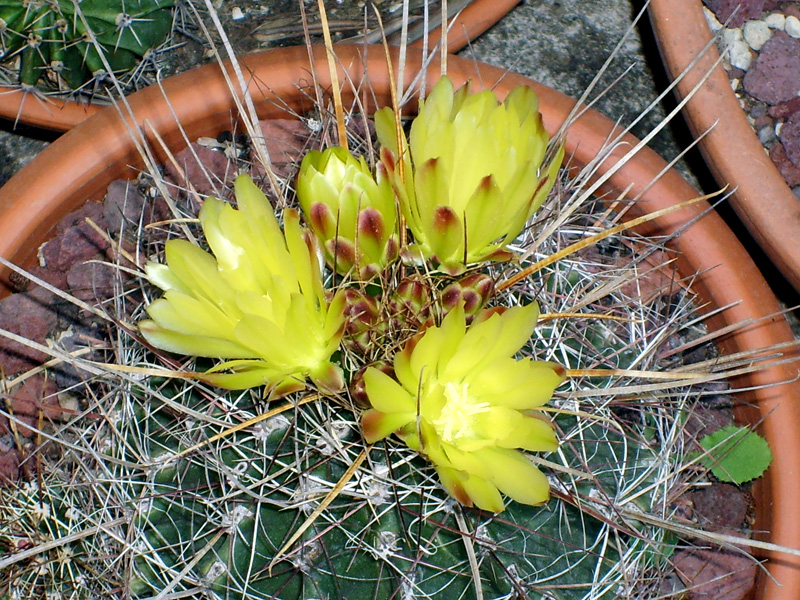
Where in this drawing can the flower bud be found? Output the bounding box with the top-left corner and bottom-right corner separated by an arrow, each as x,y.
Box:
341,288 -> 384,355
297,146 -> 399,280
439,272 -> 494,318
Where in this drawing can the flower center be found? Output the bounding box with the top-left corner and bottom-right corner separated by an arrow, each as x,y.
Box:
433,382 -> 490,443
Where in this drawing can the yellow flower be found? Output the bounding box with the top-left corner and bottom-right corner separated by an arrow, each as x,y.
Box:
139,174 -> 346,397
376,76 -> 564,274
297,147 -> 398,280
360,302 -> 564,512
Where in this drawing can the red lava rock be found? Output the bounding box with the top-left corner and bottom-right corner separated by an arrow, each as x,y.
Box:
0,286 -> 62,375
0,375 -> 62,437
703,0 -> 765,28
743,31 -> 800,105
767,96 -> 800,119
103,179 -> 169,234
0,440 -> 21,484
672,541 -> 757,600
165,141 -> 239,197
727,66 -> 745,80
784,3 -> 800,18
250,119 -> 319,181
54,200 -> 107,235
689,483 -> 753,530
9,265 -> 69,293
66,255 -> 120,303
769,141 -> 800,185
764,0 -> 795,10
752,114 -> 772,129
682,403 -> 735,451
39,203 -> 111,273
261,119 -> 315,164
779,111 -> 800,166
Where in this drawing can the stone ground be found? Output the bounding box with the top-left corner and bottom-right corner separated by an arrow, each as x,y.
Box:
1,0 -> 798,315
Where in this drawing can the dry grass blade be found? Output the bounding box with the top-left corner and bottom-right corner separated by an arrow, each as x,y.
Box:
317,0 -> 348,150
500,193 -> 717,291
268,446 -> 370,573
170,395 -> 320,461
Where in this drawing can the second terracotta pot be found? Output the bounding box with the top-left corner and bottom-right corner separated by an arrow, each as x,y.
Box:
649,0 -> 800,292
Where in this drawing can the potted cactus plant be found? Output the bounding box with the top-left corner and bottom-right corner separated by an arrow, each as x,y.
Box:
0,0 -> 176,129
0,43 -> 799,599
0,0 -> 520,131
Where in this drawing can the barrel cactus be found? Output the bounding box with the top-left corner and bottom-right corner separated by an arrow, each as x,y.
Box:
0,0 -> 174,90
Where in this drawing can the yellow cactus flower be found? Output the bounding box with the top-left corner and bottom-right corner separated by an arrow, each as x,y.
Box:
360,302 -> 565,512
139,174 -> 346,397
376,76 -> 564,274
297,147 -> 398,280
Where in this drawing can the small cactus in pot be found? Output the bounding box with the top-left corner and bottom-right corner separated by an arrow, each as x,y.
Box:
0,0 -> 174,91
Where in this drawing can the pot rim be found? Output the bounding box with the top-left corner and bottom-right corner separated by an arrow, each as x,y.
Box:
0,0 -> 520,132
0,42 -> 798,598
649,0 -> 800,292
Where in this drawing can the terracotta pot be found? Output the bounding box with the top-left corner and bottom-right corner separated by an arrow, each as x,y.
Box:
0,43 -> 798,598
649,0 -> 800,292
0,0 -> 519,132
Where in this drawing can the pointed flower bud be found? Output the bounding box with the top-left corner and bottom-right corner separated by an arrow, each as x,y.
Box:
439,272 -> 494,318
376,76 -> 564,274
341,288 -> 384,355
297,146 -> 399,280
139,174 -> 346,397
360,302 -> 565,512
388,275 -> 431,330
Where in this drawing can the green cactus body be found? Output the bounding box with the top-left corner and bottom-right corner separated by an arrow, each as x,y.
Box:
118,375 -> 661,599
0,0 -> 173,89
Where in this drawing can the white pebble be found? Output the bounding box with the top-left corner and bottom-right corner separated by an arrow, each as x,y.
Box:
743,20 -> 771,51
730,78 -> 741,92
764,12 -> 786,30
723,27 -> 744,46
786,15 -> 800,38
776,121 -> 784,137
703,6 -> 724,32
231,6 -> 245,20
729,40 -> 753,70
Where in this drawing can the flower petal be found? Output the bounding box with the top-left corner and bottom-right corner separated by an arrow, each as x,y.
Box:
480,447 -> 551,506
364,367 -> 417,414
460,473 -> 505,513
139,320 -> 253,358
362,408 -> 416,443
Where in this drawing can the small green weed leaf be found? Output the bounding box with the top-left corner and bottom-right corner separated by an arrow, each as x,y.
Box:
698,425 -> 772,484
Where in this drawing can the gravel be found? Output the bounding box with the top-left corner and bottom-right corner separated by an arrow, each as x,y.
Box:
704,0 -> 800,194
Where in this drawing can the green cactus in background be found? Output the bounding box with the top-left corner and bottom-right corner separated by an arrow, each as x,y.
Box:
0,0 -> 174,90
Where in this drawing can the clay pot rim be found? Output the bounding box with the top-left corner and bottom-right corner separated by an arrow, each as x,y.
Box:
0,42 -> 798,599
0,0 -> 519,132
648,0 -> 800,292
